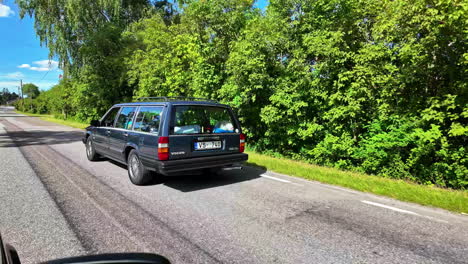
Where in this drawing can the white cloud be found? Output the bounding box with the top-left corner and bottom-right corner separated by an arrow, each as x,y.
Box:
29,66 -> 49,72
4,72 -> 25,79
17,60 -> 60,72
0,4 -> 15,17
34,60 -> 59,69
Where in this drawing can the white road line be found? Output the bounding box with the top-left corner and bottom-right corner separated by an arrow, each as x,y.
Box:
261,170 -> 359,194
362,200 -> 420,216
260,174 -> 291,183
260,170 -> 451,224
361,200 -> 449,224
361,200 -> 450,223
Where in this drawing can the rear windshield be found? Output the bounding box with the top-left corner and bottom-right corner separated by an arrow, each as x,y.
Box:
171,105 -> 239,135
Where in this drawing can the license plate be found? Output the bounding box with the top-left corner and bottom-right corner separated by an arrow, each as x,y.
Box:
194,141 -> 222,150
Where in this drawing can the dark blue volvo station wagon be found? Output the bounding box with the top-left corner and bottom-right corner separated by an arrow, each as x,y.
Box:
82,97 -> 248,185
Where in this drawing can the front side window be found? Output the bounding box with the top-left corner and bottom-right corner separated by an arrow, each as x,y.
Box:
133,107 -> 163,134
101,107 -> 120,127
171,105 -> 238,135
115,107 -> 137,129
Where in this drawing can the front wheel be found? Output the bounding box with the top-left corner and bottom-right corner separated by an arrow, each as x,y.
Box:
127,149 -> 154,185
86,137 -> 99,161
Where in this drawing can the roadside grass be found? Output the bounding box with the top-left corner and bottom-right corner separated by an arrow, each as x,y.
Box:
17,110 -> 467,213
246,151 -> 468,214
15,111 -> 88,129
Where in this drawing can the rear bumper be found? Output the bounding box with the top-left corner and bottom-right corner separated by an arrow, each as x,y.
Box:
154,153 -> 248,175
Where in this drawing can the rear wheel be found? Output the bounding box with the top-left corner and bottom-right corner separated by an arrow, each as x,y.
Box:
127,149 -> 153,185
86,137 -> 99,161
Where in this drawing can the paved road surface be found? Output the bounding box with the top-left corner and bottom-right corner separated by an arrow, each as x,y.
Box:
0,106 -> 467,264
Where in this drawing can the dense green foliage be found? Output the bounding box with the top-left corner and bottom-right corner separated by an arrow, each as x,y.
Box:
0,88 -> 19,105
22,83 -> 40,98
16,0 -> 467,189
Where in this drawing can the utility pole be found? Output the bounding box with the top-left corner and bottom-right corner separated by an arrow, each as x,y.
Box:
20,79 -> 23,110
17,86 -> 21,107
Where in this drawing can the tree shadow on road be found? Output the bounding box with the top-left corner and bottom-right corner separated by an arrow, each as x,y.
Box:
0,130 -> 83,147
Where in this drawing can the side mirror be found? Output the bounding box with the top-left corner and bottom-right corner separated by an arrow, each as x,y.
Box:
46,253 -> 170,264
90,120 -> 101,127
0,233 -> 21,264
0,232 -> 171,264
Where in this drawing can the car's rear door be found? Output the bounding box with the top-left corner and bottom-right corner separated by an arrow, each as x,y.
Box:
167,104 -> 242,160
108,106 -> 138,161
132,106 -> 164,165
94,107 -> 120,155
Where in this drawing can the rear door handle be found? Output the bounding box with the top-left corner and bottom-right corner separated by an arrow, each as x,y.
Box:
123,132 -> 129,137
106,130 -> 111,135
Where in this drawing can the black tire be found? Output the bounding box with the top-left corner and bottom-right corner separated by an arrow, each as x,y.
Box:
127,149 -> 153,185
86,136 -> 99,161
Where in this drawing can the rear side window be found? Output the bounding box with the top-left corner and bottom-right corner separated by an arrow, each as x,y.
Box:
115,107 -> 137,129
171,105 -> 239,135
133,106 -> 163,134
101,107 -> 120,127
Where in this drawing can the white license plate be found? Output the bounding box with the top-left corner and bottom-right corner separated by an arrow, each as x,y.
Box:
194,141 -> 222,150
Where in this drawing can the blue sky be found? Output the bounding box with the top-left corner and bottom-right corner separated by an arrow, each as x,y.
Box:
0,0 -> 62,93
255,0 -> 268,9
0,0 -> 268,94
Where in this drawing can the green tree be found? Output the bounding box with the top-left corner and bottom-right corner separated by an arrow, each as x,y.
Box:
16,0 -> 151,72
126,0 -> 256,100
17,0 -> 468,188
22,83 -> 40,98
0,88 -> 19,105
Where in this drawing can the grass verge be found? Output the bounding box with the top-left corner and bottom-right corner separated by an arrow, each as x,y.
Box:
15,111 -> 88,129
246,151 -> 467,213
16,110 -> 467,213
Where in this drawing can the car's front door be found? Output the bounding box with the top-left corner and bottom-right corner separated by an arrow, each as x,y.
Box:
94,107 -> 120,155
109,106 -> 137,161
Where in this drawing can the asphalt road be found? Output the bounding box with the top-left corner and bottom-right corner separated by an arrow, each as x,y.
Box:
0,106 -> 467,264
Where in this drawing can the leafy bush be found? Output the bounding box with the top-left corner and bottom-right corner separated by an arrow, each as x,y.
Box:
19,0 -> 468,189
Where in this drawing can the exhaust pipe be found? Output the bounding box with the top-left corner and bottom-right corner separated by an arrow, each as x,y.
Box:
221,166 -> 242,171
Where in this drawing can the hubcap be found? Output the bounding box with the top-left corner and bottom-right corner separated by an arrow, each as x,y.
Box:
86,140 -> 92,157
130,155 -> 140,178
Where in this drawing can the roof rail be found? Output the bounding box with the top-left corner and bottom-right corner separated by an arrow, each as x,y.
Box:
136,96 -> 218,103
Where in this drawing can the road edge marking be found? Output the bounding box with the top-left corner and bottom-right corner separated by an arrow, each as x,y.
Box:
260,174 -> 291,183
362,200 -> 420,215
361,200 -> 450,224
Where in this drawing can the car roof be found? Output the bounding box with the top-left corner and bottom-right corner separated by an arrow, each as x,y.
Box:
113,101 -> 230,108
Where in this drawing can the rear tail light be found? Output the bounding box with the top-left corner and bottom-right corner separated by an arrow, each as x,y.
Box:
158,136 -> 169,160
240,133 -> 246,153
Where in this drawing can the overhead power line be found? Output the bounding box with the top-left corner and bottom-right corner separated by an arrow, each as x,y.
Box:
39,69 -> 50,81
